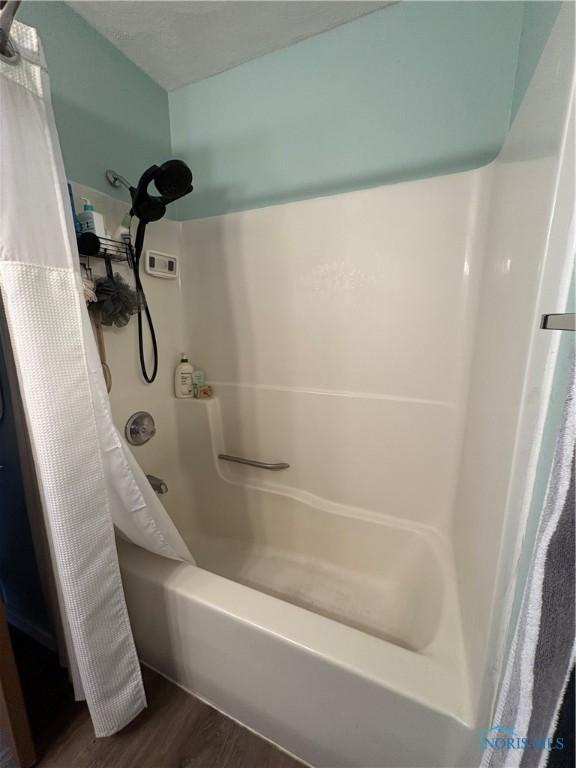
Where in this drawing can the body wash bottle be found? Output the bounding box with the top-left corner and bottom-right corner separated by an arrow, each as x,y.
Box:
174,354 -> 194,398
77,198 -> 106,239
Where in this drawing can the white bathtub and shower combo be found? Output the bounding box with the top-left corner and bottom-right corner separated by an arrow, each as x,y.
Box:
0,2 -> 574,768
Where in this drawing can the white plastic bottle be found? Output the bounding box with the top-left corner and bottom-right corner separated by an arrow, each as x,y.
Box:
77,198 -> 106,239
174,354 -> 194,398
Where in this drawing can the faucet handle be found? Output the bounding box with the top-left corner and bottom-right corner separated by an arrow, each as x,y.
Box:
146,474 -> 168,495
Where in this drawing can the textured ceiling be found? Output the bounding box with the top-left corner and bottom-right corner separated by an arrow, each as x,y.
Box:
67,1 -> 390,91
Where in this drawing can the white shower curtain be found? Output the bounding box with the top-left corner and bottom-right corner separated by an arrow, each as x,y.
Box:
0,21 -> 193,736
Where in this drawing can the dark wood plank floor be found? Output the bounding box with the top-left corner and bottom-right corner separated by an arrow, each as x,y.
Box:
10,630 -> 304,768
0,734 -> 17,768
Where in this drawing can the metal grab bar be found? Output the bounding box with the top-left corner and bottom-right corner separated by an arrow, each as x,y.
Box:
218,454 -> 290,471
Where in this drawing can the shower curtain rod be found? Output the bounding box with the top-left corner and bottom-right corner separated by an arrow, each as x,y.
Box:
0,1 -> 21,57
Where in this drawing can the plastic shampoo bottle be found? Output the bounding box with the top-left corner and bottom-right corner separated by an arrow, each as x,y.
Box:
174,354 -> 194,398
77,198 -> 106,238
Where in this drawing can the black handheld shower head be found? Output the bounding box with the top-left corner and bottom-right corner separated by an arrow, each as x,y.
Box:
154,159 -> 193,198
131,159 -> 193,224
106,159 -> 193,224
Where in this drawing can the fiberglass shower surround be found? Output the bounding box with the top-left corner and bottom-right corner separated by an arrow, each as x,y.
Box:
0,20 -> 193,736
104,6 -> 574,765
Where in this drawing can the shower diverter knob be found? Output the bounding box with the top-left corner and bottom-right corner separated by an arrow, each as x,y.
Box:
125,411 -> 156,446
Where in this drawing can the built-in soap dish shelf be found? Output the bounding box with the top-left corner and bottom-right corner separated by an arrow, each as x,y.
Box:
77,234 -> 133,265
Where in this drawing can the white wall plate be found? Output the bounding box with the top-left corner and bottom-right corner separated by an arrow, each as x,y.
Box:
145,250 -> 178,279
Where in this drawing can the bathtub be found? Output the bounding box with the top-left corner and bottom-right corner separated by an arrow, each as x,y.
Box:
118,425 -> 479,768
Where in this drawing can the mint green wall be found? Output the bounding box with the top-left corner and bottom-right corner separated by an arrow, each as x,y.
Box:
169,1 -> 525,220
19,2 -> 170,202
18,2 -> 559,220
511,1 -> 562,119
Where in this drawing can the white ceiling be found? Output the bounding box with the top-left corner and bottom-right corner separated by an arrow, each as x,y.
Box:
67,1 -> 390,91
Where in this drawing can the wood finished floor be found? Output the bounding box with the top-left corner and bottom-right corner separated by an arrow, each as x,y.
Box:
8,630 -> 304,768
38,667 -> 303,768
0,736 -> 17,768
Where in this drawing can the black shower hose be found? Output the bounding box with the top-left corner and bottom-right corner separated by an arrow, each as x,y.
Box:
132,219 -> 158,383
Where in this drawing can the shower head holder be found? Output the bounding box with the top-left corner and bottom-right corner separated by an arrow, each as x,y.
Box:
105,168 -> 131,190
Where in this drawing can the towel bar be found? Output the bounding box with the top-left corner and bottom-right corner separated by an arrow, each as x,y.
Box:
541,313 -> 575,331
